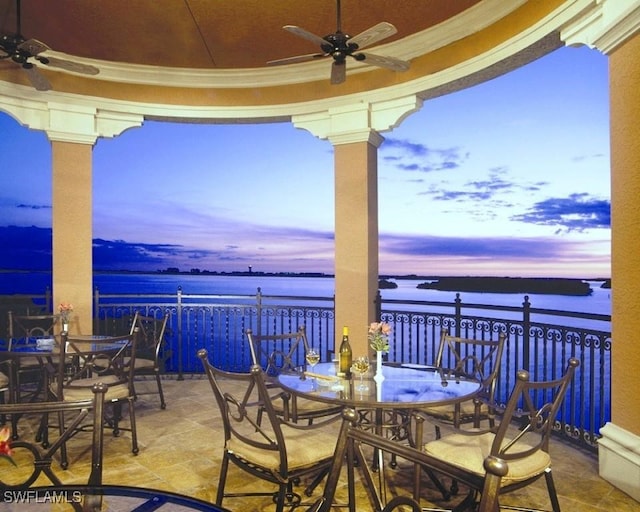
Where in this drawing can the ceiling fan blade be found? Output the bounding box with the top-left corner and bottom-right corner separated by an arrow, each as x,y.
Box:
330,60 -> 346,85
350,22 -> 397,50
267,52 -> 326,66
22,65 -> 51,91
283,25 -> 328,47
358,52 -> 410,72
17,38 -> 50,56
43,56 -> 100,75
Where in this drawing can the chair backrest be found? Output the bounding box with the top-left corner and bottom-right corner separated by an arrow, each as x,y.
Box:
246,326 -> 310,375
490,357 -> 580,459
129,311 -> 169,363
197,348 -> 288,471
436,328 -> 506,399
8,311 -> 59,348
54,331 -> 138,398
0,382 -> 107,508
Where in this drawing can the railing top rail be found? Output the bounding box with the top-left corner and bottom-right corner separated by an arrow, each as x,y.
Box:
381,297 -> 610,322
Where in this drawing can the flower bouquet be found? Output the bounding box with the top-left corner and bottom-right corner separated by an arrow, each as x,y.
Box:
368,321 -> 391,353
368,321 -> 392,384
58,302 -> 73,327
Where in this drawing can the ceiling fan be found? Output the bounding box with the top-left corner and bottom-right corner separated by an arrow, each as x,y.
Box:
267,0 -> 410,84
0,0 -> 99,91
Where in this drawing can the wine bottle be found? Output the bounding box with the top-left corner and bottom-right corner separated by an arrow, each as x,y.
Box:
338,326 -> 352,377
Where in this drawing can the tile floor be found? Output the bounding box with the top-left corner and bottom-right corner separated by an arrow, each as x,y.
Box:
6,375 -> 640,511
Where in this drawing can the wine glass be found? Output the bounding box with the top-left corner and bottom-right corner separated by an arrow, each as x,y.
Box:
352,355 -> 370,391
305,349 -> 320,389
305,348 -> 320,370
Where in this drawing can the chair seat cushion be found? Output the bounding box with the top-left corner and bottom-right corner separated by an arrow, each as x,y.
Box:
52,375 -> 131,402
14,356 -> 44,368
424,432 -> 551,485
227,423 -> 336,472
124,356 -> 155,370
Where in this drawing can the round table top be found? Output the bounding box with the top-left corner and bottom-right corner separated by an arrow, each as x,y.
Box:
277,361 -> 481,409
2,335 -> 128,356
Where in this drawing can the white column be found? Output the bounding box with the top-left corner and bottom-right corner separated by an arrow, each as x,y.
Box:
561,0 -> 640,502
2,99 -> 143,333
293,96 -> 422,354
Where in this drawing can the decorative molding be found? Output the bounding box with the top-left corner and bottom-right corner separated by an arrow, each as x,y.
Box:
46,104 -> 143,144
0,84 -> 143,144
0,0 -> 632,141
598,422 -> 640,502
47,103 -> 100,144
0,1 -> 612,130
0,95 -> 49,131
292,95 -> 421,145
95,110 -> 144,139
561,0 -> 640,54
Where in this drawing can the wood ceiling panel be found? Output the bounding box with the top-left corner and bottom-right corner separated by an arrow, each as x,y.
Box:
0,0 -> 480,69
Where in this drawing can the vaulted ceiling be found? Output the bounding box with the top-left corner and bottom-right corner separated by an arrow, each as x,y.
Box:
0,1 -> 578,114
0,0 -> 481,69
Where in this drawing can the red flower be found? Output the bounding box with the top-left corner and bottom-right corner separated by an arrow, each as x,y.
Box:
0,426 -> 16,466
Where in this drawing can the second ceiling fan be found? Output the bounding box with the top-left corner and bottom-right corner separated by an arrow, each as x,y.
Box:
268,0 -> 410,84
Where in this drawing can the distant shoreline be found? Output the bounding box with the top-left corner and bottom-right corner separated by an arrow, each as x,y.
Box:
1,269 -> 610,296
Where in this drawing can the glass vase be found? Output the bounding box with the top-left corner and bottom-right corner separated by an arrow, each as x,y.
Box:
374,351 -> 385,384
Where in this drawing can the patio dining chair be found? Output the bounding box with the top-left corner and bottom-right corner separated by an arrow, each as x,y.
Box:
197,348 -> 340,512
309,357 -> 580,512
246,326 -> 342,424
8,311 -> 60,341
411,328 -> 506,498
127,311 -> 169,409
46,330 -> 140,468
6,311 -> 61,438
0,382 -> 107,512
7,311 -> 60,399
421,328 -> 507,436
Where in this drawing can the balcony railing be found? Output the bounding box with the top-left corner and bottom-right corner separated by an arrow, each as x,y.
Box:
1,286 -> 610,453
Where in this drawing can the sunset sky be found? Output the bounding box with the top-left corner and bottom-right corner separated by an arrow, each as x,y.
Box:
0,45 -> 610,278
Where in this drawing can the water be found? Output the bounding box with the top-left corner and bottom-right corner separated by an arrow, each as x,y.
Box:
2,270 -> 609,439
0,271 -> 611,315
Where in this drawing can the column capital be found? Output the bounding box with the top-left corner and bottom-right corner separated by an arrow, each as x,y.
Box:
561,0 -> 640,55
46,103 -> 143,144
0,94 -> 143,144
292,95 -> 422,146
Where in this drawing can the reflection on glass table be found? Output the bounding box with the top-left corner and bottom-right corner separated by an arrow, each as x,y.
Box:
278,361 -> 481,408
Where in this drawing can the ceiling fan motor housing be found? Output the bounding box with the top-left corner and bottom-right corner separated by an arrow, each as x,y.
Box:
322,32 -> 362,63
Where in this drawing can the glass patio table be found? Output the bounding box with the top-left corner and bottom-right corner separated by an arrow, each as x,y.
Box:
1,335 -> 129,439
277,361 -> 482,511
